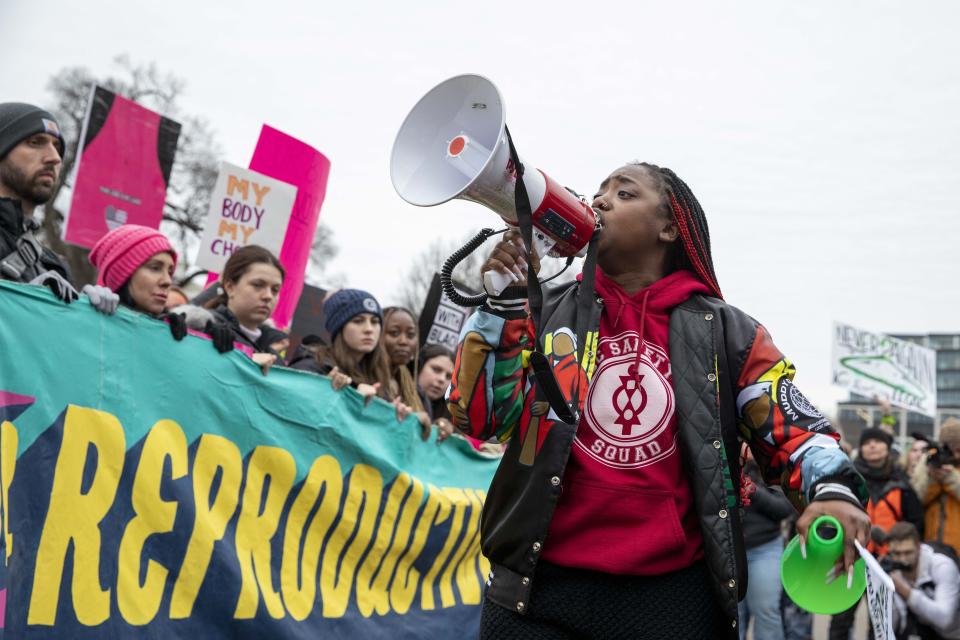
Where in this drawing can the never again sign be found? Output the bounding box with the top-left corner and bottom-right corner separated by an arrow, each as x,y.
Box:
195,162 -> 298,272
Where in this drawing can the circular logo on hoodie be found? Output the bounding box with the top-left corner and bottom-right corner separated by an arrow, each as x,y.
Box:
574,340 -> 677,469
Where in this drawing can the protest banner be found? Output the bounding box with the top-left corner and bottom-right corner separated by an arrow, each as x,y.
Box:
65,85 -> 181,248
832,322 -> 938,417
0,281 -> 497,639
856,541 -> 895,639
248,126 -> 331,329
195,162 -> 298,273
419,273 -> 475,352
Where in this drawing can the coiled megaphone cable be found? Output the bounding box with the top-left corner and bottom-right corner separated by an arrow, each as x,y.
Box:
440,227 -> 507,307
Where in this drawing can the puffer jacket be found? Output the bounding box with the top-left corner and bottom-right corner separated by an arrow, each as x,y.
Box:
448,279 -> 867,636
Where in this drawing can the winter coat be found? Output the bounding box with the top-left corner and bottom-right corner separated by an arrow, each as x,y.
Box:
448,280 -> 867,636
0,198 -> 71,283
208,305 -> 280,355
854,457 -> 925,552
912,459 -> 960,553
741,462 -> 796,549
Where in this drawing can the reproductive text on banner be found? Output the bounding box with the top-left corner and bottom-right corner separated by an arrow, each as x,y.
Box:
0,281 -> 497,639
832,322 -> 938,417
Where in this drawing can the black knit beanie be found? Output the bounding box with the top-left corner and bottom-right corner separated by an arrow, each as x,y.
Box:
0,103 -> 66,160
859,427 -> 894,449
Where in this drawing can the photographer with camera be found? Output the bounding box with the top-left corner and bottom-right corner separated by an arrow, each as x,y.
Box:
912,419 -> 960,555
883,522 -> 960,639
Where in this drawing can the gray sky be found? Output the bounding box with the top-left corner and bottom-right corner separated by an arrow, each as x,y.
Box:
3,0 -> 959,416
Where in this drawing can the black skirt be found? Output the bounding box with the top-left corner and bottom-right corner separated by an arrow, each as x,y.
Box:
480,560 -> 726,640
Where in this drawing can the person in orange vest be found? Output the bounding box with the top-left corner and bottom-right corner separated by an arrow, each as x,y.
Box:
829,427 -> 925,639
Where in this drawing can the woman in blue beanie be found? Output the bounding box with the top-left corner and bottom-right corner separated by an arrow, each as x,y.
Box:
292,288 -> 393,401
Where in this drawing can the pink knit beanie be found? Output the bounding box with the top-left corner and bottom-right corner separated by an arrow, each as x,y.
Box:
88,225 -> 177,292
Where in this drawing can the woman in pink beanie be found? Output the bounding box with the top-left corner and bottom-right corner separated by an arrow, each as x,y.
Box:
88,224 -> 177,316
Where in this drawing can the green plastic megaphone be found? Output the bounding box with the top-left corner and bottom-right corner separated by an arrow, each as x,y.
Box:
780,515 -> 866,614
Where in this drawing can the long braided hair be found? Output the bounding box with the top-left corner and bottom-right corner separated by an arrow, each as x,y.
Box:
628,162 -> 722,299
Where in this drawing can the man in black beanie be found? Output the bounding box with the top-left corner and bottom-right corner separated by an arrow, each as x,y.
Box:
0,102 -> 78,301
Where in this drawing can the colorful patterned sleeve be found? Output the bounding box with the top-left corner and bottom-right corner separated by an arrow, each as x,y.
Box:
735,325 -> 867,509
447,291 -> 533,443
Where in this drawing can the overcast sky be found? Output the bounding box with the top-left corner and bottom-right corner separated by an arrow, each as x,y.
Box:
4,0 -> 959,416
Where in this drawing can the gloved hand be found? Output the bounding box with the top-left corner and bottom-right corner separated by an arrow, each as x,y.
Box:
162,312 -> 188,341
29,271 -> 79,303
81,284 -> 119,315
204,320 -> 235,353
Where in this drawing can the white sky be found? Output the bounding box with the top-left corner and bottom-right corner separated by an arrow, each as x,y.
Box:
3,0 -> 959,416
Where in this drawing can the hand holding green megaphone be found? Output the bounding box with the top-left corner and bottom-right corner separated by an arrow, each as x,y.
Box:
780,515 -> 867,614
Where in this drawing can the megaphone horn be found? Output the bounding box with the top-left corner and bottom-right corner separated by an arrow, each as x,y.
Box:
390,75 -> 600,277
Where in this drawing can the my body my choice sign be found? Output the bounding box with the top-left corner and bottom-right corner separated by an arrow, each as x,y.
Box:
195,162 -> 298,272
832,322 -> 938,417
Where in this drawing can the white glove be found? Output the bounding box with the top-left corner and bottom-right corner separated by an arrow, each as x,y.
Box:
29,271 -> 79,303
82,284 -> 119,315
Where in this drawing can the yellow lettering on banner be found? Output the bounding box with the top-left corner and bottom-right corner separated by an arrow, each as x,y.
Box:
356,472 -> 412,617
454,490 -> 485,605
226,175 -> 249,201
27,406 -> 126,626
441,489 -> 480,607
117,420 -> 188,625
420,488 -> 464,610
234,446 -> 296,619
280,455 -> 343,621
1,421 -> 18,562
251,181 -> 271,206
217,220 -> 238,241
170,434 -> 242,619
390,483 -> 442,615
320,464 -> 383,618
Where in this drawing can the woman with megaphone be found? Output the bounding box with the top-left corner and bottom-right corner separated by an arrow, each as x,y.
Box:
447,161 -> 871,639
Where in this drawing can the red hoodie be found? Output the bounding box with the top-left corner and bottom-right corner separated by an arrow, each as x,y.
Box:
541,269 -> 711,575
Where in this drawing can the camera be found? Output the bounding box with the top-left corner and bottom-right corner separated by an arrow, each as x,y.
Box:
879,555 -> 912,573
926,441 -> 958,468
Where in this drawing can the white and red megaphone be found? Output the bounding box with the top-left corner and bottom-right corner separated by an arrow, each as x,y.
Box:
390,74 -> 599,296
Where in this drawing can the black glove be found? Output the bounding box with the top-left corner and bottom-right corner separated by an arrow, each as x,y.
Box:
162,312 -> 188,341
204,320 -> 235,354
29,271 -> 79,303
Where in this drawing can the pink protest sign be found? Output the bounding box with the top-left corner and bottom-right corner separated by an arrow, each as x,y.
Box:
65,86 -> 181,248
247,126 -> 330,329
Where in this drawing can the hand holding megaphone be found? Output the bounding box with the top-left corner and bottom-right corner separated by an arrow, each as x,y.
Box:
480,229 -> 542,295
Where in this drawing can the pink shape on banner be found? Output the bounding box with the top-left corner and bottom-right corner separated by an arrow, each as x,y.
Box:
0,391 -> 34,408
0,588 -> 5,629
66,90 -> 177,248
247,126 -> 330,329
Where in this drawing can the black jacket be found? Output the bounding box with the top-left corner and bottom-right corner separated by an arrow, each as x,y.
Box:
209,305 -> 279,355
0,198 -> 71,283
854,456 -> 926,538
741,462 -> 796,549
449,279 -> 867,636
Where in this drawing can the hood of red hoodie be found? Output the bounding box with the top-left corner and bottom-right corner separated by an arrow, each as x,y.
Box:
593,268 -> 710,330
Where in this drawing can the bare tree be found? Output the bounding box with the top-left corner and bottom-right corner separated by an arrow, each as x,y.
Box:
37,56 -> 221,285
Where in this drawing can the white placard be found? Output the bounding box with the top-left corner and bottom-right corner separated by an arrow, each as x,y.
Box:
856,540 -> 896,640
195,162 -> 297,273
832,322 -> 938,417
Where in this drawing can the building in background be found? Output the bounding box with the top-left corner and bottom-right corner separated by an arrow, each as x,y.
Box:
837,332 -> 960,447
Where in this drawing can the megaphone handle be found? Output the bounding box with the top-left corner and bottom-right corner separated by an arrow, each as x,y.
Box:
483,270 -> 517,297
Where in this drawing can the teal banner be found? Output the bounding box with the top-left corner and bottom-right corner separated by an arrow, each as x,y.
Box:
0,281 -> 497,638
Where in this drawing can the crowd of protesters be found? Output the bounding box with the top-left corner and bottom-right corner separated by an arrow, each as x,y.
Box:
0,101 -> 465,447
4,101 -> 960,639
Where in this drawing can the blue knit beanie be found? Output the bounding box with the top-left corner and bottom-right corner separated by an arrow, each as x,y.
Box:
0,103 -> 65,159
324,289 -> 382,339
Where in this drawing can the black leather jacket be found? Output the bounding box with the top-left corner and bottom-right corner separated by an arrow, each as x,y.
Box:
449,279 -> 867,636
